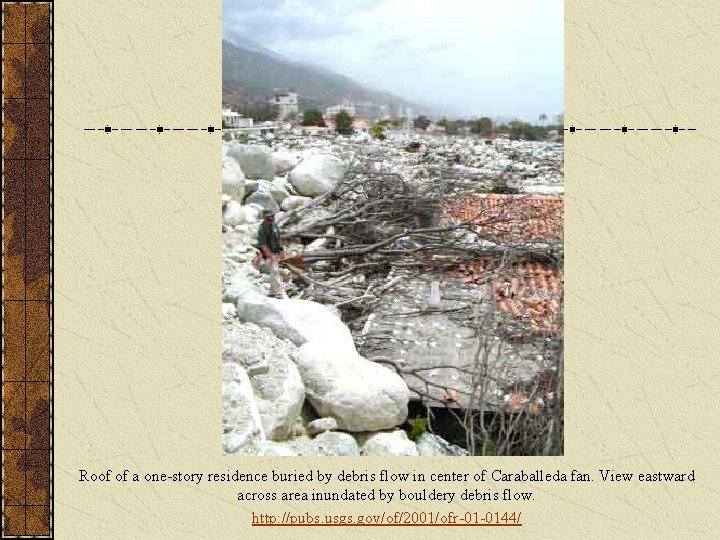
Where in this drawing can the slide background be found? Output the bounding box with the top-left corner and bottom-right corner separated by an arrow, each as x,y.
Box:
55,0 -> 720,537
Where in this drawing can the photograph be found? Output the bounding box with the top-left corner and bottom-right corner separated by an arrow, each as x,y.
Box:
221,0 -> 564,457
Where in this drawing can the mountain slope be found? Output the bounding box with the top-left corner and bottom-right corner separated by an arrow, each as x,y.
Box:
222,39 -> 427,113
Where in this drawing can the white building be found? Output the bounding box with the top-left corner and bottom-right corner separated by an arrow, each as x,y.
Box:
325,99 -> 356,118
222,108 -> 253,128
268,89 -> 299,119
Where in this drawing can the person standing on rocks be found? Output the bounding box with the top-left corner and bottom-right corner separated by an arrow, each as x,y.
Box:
257,209 -> 284,298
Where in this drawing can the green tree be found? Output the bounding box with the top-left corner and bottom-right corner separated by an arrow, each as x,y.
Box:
471,117 -> 493,135
371,122 -> 386,139
445,120 -> 459,135
538,113 -> 548,126
301,109 -> 326,127
334,110 -> 354,135
237,103 -> 278,122
413,115 -> 431,131
507,121 -> 549,141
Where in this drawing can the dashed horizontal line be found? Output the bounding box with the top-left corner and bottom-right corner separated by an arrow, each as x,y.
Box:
84,127 -> 218,132
565,126 -> 696,133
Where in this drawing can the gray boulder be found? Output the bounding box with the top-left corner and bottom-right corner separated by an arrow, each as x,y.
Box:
360,430 -> 419,456
222,363 -> 265,453
223,322 -> 305,441
416,433 -> 468,456
228,144 -> 274,180
244,189 -> 279,213
272,151 -> 302,175
314,432 -> 359,456
307,417 -> 338,436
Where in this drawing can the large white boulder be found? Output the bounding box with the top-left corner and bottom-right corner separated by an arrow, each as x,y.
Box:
235,292 -> 356,349
360,430 -> 419,456
281,195 -> 312,212
235,291 -> 410,431
289,154 -> 345,197
272,151 -> 302,175
222,156 -> 245,201
297,341 -> 409,431
223,201 -> 262,226
228,144 -> 274,180
222,363 -> 265,453
223,322 -> 304,441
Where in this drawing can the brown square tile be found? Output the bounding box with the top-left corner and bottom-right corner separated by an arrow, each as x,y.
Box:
27,505 -> 50,536
3,4 -> 26,43
3,44 -> 25,98
2,503 -> 26,536
3,98 -> 25,157
26,383 -> 50,449
2,301 -> 25,381
26,159 -> 51,295
26,303 -> 50,381
27,44 -> 50,98
2,450 -> 26,505
27,98 -> 50,158
25,450 -> 51,505
27,4 -> 50,43
3,382 -> 27,449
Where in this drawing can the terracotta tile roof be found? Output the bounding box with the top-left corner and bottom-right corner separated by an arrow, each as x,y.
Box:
452,261 -> 563,336
442,194 -> 563,243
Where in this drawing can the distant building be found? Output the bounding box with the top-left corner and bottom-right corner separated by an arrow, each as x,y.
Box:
268,89 -> 299,119
222,108 -> 253,128
325,99 -> 356,118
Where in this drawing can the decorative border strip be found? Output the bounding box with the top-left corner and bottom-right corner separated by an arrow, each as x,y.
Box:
2,2 -> 53,537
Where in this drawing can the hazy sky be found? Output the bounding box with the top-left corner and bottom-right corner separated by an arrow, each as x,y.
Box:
223,0 -> 563,120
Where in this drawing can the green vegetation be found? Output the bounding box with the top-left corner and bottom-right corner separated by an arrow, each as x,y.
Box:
437,118 -> 459,135
406,417 -> 428,442
301,109 -> 326,127
334,110 -> 354,135
234,103 -> 278,122
371,122 -> 386,139
470,117 -> 493,136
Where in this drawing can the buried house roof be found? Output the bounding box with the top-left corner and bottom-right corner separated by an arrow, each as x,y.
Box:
442,194 -> 563,244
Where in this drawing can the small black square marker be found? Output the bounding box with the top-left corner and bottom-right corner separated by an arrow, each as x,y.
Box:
208,126 -> 215,133
157,126 -> 164,132
105,126 -> 111,132
622,126 -> 627,133
569,126 -> 575,133
673,126 -> 678,133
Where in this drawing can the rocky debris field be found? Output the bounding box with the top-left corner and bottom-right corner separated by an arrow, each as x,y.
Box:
222,131 -> 563,456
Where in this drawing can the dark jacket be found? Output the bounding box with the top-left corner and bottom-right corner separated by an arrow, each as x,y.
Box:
257,221 -> 282,255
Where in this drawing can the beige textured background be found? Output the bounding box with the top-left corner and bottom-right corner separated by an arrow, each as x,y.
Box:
54,1 -> 720,538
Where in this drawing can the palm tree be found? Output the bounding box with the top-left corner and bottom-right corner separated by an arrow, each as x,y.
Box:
538,113 -> 548,126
